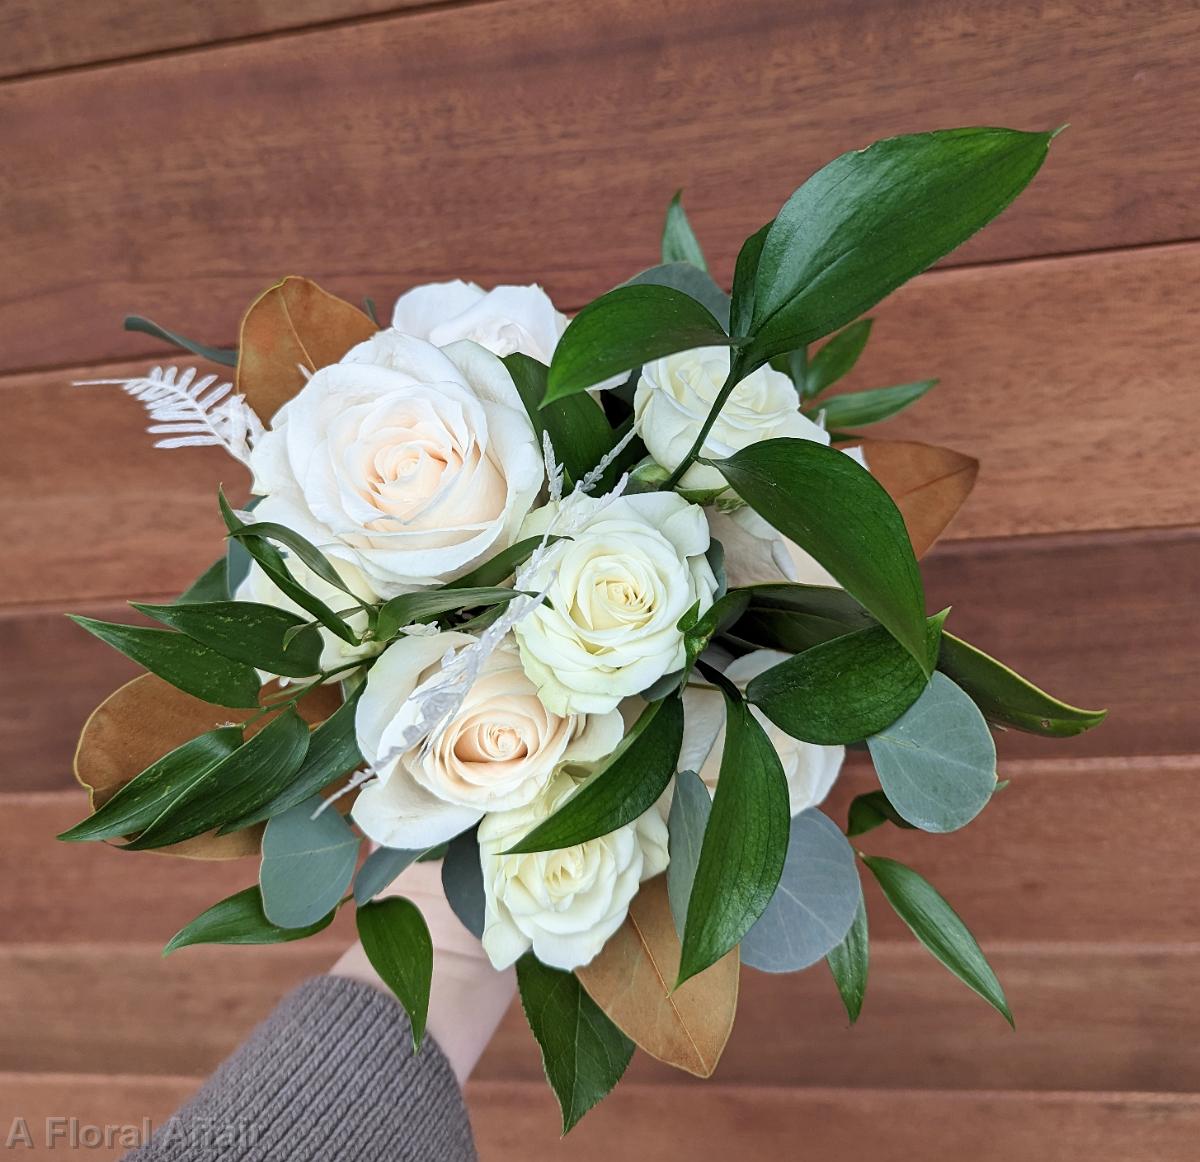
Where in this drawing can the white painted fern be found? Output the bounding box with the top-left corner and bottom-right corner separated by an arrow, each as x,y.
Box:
76,365 -> 263,466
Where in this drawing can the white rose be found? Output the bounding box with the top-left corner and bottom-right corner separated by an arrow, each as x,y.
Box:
248,334 -> 542,596
478,770 -> 669,970
514,492 -> 719,716
352,632 -> 623,850
634,346 -> 830,493
680,650 -> 844,815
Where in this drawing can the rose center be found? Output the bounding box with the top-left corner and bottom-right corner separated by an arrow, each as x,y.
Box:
454,721 -> 530,765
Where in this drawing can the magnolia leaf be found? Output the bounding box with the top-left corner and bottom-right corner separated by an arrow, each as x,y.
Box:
810,380 -> 937,429
739,809 -> 861,973
826,896 -> 869,1023
517,954 -> 634,1134
661,191 -> 708,271
260,797 -> 360,928
666,770 -> 711,937
577,875 -> 738,1078
866,672 -> 997,833
237,276 -> 377,422
442,827 -> 486,938
357,898 -> 433,1049
623,262 -> 729,329
851,438 -> 978,558
164,885 -> 336,954
805,319 -> 873,397
354,845 -> 424,905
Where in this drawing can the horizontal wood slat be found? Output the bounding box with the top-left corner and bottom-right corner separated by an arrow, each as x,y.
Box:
7,939 -> 1200,1095
4,1075 -> 1198,1161
2,0 -> 1198,372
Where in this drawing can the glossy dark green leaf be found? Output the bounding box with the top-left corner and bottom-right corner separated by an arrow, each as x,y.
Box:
681,591 -> 750,679
125,708 -> 311,849
866,673 -> 997,833
163,886 -> 335,955
175,556 -> 231,604
506,696 -> 684,853
862,855 -> 1012,1026
661,191 -> 708,271
808,379 -> 937,429
354,845 -> 424,905
69,615 -> 261,708
746,127 -> 1055,365
845,789 -> 917,837
442,827 -> 486,938
545,284 -> 734,404
448,535 -> 556,590
712,439 -> 929,670
357,897 -> 434,1050
227,520 -> 363,604
747,615 -> 945,745
732,581 -> 874,652
132,600 -> 324,679
666,769 -> 711,938
58,728 -> 242,843
259,796 -> 359,928
805,319 -> 873,397
826,895 -> 869,1023
623,262 -> 729,329
124,314 -> 238,366
376,586 -> 525,643
678,663 -> 790,986
938,631 -> 1107,737
729,220 -> 772,338
517,953 -> 634,1134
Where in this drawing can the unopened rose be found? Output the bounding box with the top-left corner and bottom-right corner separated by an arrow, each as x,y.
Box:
634,346 -> 830,494
680,650 -> 844,815
478,771 -> 669,970
248,334 -> 542,595
352,632 -> 622,850
514,492 -> 718,716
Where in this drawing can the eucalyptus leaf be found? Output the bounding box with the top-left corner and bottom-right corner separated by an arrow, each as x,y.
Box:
862,855 -> 1012,1025
808,379 -> 937,429
260,797 -> 360,929
845,789 -> 917,837
69,615 -> 261,709
667,770 -> 711,938
164,885 -> 335,955
623,262 -> 729,329
357,897 -> 433,1049
661,190 -> 708,271
376,586 -> 525,643
740,809 -> 861,973
866,672 -> 997,833
442,827 -> 486,938
354,845 -> 424,905
826,895 -> 869,1022
517,953 -> 634,1134
805,319 -> 873,397
124,314 -> 238,366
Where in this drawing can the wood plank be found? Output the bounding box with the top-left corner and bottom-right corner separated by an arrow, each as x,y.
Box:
2,0 -> 1197,372
0,1 -> 431,79
5,1075 -> 1198,1161
7,939 -> 1200,1095
7,756 -> 1199,944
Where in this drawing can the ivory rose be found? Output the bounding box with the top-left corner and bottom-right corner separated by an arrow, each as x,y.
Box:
247,333 -> 542,596
681,650 -> 844,815
634,345 -> 830,493
352,632 -> 623,850
513,492 -> 719,716
478,771 -> 670,971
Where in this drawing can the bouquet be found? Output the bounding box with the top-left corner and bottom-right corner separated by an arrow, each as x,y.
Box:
62,126 -> 1104,1130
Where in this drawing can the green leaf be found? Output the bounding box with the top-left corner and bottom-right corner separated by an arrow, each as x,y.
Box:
678,662 -> 790,986
623,263 -> 729,329
729,220 -> 772,339
938,631 -> 1107,737
545,284 -> 735,404
826,895 -> 869,1023
731,581 -> 874,654
666,769 -> 711,938
866,672 -> 997,833
712,438 -> 928,671
805,319 -> 873,397
175,557 -> 231,604
745,127 -> 1054,365
132,600 -> 324,679
124,314 -> 238,366
661,191 -> 708,272
58,728 -> 242,843
516,953 -> 634,1134
808,379 -> 937,429
354,845 -> 424,905
441,827 -> 485,938
747,615 -> 945,745
227,519 -> 364,606
447,535 -> 555,590
124,708 -> 311,849
681,590 -> 750,678
505,696 -> 684,853
845,789 -> 917,837
219,689 -> 362,832
164,886 -> 335,955
376,586 -> 526,643
357,898 -> 434,1050
862,855 -> 1012,1026
260,797 -> 360,928
69,615 -> 261,708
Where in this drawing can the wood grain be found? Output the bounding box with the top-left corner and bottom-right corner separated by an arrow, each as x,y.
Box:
2,0 -> 1197,372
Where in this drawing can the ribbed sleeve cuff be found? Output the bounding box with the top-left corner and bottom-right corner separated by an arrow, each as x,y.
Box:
125,975 -> 477,1162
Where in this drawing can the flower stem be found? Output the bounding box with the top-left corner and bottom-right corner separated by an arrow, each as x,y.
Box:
659,351 -> 749,490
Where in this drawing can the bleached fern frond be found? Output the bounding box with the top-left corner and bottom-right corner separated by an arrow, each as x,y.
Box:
76,365 -> 264,467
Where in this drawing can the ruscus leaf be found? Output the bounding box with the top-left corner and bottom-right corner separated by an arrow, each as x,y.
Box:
357,897 -> 434,1050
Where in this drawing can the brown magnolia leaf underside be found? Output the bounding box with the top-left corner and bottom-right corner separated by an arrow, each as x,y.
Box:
237,276 -> 377,423
854,438 -> 979,558
74,673 -> 342,861
577,875 -> 739,1078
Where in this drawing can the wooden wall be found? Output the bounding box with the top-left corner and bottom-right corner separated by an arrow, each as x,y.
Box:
2,1 -> 1198,1157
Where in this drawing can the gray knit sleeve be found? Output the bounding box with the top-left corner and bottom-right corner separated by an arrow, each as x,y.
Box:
124,975 -> 477,1161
